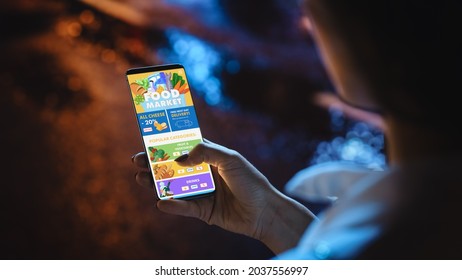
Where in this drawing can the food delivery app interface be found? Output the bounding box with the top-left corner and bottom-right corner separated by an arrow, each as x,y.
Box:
127,66 -> 215,199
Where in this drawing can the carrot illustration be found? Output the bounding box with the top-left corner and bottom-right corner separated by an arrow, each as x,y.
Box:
130,83 -> 146,95
178,83 -> 188,94
174,81 -> 182,90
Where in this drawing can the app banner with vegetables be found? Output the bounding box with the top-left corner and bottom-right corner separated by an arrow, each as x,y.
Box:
128,69 -> 193,113
148,139 -> 202,162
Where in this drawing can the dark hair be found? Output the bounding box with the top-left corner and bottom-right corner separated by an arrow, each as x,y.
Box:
307,0 -> 462,128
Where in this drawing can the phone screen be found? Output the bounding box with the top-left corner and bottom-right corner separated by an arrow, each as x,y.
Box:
126,64 -> 216,200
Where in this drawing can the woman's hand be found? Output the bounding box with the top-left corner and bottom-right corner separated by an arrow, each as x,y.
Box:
132,140 -> 317,254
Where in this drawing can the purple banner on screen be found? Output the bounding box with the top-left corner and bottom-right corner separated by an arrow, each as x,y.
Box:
155,172 -> 214,198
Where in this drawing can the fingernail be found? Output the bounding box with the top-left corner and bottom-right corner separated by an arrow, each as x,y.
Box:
131,154 -> 136,163
175,154 -> 189,162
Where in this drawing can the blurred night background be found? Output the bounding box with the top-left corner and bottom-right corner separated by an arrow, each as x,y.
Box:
1,0 -> 386,259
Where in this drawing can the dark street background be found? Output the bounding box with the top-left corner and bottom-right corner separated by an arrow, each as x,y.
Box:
0,0 -> 384,259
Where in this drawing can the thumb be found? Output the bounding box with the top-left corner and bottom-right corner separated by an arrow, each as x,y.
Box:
175,141 -> 243,170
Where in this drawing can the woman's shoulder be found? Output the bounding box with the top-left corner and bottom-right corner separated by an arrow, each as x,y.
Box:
279,157 -> 462,259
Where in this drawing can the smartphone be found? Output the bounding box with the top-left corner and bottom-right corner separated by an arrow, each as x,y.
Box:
126,64 -> 216,200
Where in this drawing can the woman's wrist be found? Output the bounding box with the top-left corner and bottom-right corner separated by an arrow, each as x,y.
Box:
259,190 -> 317,254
